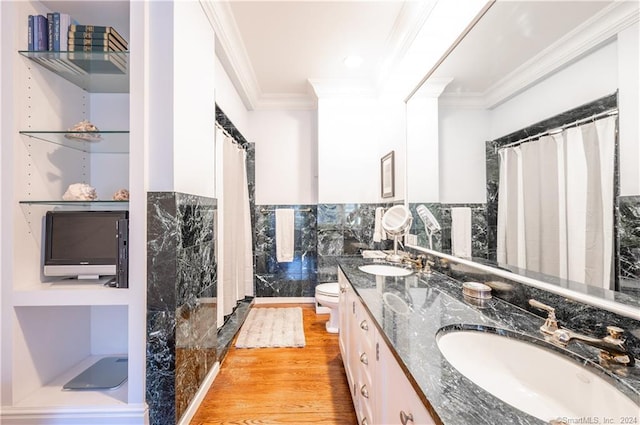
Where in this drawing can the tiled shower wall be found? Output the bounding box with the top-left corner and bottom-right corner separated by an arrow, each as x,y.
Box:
146,192 -> 217,425
254,203 -> 396,294
619,196 -> 640,296
408,203 -> 488,258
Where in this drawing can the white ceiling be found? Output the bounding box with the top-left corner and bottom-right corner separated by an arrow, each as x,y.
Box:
214,1 -> 434,110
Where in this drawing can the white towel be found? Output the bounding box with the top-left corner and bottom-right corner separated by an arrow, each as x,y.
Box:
373,207 -> 387,242
362,250 -> 387,259
451,207 -> 472,258
275,209 -> 295,262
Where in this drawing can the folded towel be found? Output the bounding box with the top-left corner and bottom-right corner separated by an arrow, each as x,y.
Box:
373,207 -> 387,242
451,207 -> 472,258
362,250 -> 387,259
276,209 -> 295,262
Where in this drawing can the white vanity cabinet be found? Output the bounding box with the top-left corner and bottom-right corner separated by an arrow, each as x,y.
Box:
338,269 -> 437,425
338,269 -> 377,424
377,338 -> 436,425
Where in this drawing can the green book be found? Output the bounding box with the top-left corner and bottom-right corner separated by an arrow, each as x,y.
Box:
68,25 -> 128,49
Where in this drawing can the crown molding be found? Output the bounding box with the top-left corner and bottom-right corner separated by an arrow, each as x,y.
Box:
255,93 -> 317,111
439,93 -> 488,109
375,0 -> 439,91
200,0 -> 261,110
483,1 -> 640,109
308,78 -> 378,100
411,77 -> 453,98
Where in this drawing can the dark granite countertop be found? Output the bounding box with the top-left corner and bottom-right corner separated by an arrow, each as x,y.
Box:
337,257 -> 640,425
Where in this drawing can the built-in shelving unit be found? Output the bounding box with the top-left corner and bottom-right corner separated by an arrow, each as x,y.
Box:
1,1 -> 146,423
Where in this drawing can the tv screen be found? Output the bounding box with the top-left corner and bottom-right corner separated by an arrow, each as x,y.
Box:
44,210 -> 128,281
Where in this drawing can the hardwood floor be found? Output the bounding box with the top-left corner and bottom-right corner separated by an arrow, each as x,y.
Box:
190,304 -> 358,425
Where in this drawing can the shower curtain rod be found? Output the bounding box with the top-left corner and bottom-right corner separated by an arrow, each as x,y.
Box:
497,108 -> 618,151
215,122 -> 248,149
260,207 -> 312,214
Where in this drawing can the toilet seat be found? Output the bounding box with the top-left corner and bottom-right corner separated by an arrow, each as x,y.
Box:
316,282 -> 339,297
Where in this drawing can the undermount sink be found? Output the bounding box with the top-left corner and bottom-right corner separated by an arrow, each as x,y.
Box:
358,264 -> 413,277
436,326 -> 639,423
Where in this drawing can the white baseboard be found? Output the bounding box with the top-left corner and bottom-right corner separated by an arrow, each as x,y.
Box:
0,405 -> 149,425
177,361 -> 220,425
253,297 -> 316,305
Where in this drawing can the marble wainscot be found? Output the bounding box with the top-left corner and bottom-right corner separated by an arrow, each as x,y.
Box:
338,256 -> 639,425
146,192 -> 217,425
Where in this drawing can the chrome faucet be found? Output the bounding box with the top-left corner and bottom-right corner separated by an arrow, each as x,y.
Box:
529,299 -> 635,367
402,254 -> 431,272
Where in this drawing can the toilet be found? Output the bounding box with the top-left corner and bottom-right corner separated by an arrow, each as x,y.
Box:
315,282 -> 340,333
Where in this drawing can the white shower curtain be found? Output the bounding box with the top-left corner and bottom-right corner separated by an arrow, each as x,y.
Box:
496,115 -> 616,289
216,127 -> 253,320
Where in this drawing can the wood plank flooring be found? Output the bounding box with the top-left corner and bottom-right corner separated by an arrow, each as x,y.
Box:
190,304 -> 358,425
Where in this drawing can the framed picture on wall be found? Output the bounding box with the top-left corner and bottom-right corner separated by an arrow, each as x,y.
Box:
380,151 -> 395,198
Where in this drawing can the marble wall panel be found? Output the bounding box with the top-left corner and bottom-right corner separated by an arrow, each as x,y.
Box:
254,205 -> 318,297
146,192 -> 217,425
619,196 -> 640,298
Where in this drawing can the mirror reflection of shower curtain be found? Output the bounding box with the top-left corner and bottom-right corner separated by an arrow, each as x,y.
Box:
217,127 -> 253,320
497,115 -> 616,289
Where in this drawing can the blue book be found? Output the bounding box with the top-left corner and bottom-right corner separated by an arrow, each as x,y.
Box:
27,15 -> 34,50
34,15 -> 48,51
53,12 -> 60,51
47,12 -> 53,51
32,15 -> 40,50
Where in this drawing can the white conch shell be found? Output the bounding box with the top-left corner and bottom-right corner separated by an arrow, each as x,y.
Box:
62,183 -> 97,201
112,189 -> 129,201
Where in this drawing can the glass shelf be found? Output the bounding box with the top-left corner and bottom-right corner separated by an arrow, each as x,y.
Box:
19,50 -> 129,93
19,130 -> 129,153
19,200 -> 129,209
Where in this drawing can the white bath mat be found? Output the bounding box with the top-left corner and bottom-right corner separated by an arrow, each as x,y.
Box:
235,307 -> 306,348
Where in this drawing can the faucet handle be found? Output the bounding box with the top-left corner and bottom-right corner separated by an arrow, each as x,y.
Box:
605,326 -> 624,340
528,299 -> 559,335
601,326 -> 635,366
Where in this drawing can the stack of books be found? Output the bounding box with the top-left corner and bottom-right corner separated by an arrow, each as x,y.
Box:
67,25 -> 128,74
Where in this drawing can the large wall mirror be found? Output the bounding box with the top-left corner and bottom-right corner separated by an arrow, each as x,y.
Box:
405,1 -> 639,308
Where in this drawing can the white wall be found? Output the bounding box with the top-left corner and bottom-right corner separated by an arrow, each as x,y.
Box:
147,1 -> 216,198
173,1 -> 216,197
316,96 -> 405,204
618,22 -> 639,196
439,106 -> 489,203
250,109 -> 317,205
214,55 -> 250,140
406,97 -> 439,203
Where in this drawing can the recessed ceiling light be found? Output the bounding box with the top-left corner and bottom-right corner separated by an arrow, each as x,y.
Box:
344,55 -> 363,69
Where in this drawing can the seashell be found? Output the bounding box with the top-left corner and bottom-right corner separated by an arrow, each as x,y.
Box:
62,183 -> 97,201
64,119 -> 102,141
112,189 -> 129,201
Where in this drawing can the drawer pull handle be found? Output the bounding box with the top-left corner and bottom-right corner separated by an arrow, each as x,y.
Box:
359,352 -> 368,365
360,320 -> 369,331
360,384 -> 369,399
400,411 -> 414,424
361,418 -> 368,425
